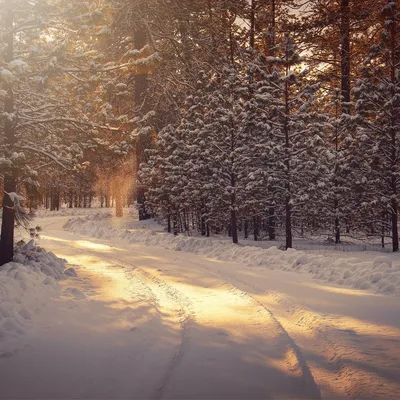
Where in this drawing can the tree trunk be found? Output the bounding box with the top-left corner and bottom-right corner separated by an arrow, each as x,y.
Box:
56,188 -> 60,211
284,38 -> 293,250
389,0 -> 399,252
69,190 -> 73,208
231,209 -> 238,244
0,175 -> 16,266
244,219 -> 248,239
116,195 -> 123,218
173,214 -> 178,235
285,194 -> 293,249
253,216 -> 259,241
250,0 -> 256,49
335,0 -> 351,244
134,21 -> 152,221
45,189 -> 49,209
50,187 -> 55,211
167,214 -> 171,233
0,2 -> 15,266
268,206 -> 276,240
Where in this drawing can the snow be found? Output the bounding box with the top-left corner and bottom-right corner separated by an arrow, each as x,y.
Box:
0,69 -> 16,85
1,212 -> 399,399
0,241 -> 67,354
64,212 -> 400,296
8,59 -> 29,75
4,191 -> 24,205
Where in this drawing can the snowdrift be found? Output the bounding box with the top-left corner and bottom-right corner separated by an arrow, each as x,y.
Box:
0,241 -> 68,352
64,213 -> 400,296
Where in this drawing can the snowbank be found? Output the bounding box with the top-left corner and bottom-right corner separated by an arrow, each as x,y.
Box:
35,207 -> 136,218
0,241 -> 68,352
64,214 -> 400,296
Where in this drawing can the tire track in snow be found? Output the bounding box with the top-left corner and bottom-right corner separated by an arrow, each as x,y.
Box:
193,261 -> 400,399
196,263 -> 348,399
38,236 -> 196,400
266,291 -> 400,399
182,260 -> 322,399
133,268 -> 195,400
61,240 -> 319,398
46,229 -> 320,398
76,252 -> 196,399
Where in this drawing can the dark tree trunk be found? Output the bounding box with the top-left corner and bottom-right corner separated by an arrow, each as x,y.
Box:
382,211 -> 386,249
0,3 -> 15,265
173,214 -> 178,236
285,195 -> 293,249
253,216 -> 259,241
244,219 -> 248,239
167,215 -> 171,233
201,215 -> 206,236
231,209 -> 238,244
249,0 -> 256,49
0,175 -> 16,266
284,40 -> 292,250
389,0 -> 399,252
69,190 -> 73,208
50,187 -> 55,211
268,207 -> 276,240
56,188 -> 60,211
340,0 -> 351,116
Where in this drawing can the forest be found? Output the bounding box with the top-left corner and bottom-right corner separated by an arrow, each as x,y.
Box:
1,0 -> 400,265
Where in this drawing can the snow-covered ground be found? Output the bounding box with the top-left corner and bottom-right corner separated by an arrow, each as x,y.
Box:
1,210 -> 400,399
64,212 -> 400,296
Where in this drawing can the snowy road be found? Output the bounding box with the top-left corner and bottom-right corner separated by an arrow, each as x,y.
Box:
2,216 -> 400,399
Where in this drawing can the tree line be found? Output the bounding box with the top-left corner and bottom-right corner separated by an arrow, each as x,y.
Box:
0,0 -> 399,267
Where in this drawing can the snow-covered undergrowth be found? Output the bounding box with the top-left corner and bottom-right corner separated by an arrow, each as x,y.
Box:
64,213 -> 400,296
0,241 -> 69,350
35,206 -> 138,219
35,207 -> 111,218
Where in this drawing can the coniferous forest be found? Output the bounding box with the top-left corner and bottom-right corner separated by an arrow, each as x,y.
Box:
2,3 -> 400,399
1,0 -> 400,264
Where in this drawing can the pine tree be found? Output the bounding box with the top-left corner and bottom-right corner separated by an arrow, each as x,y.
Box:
353,0 -> 400,252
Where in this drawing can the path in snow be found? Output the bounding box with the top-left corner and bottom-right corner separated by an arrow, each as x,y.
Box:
1,216 -> 400,399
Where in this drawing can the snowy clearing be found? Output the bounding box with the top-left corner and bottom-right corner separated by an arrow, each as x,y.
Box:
1,212 -> 400,400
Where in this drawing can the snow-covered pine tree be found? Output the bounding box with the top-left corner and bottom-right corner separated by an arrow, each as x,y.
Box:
352,0 -> 400,252
252,37 -> 327,249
